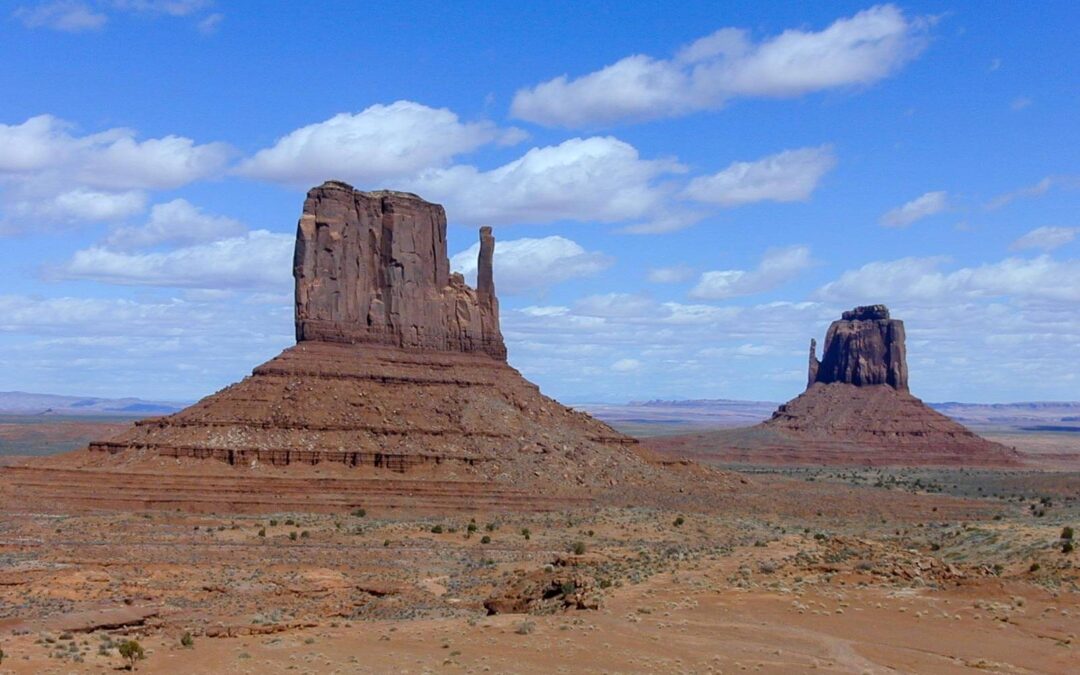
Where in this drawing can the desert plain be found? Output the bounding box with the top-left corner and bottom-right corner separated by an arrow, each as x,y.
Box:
0,420 -> 1076,674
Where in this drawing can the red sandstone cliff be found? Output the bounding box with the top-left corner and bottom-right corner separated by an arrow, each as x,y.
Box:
294,182 -> 505,360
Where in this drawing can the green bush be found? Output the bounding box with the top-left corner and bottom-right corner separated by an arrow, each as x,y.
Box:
180,632 -> 194,648
431,524 -> 443,534
673,516 -> 685,527
289,531 -> 298,541
571,541 -> 586,555
1062,526 -> 1074,540
257,528 -> 266,537
352,508 -> 366,518
480,535 -> 491,544
521,528 -> 531,540
117,640 -> 144,670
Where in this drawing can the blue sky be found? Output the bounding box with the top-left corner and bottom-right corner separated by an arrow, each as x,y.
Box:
1,1 -> 1078,404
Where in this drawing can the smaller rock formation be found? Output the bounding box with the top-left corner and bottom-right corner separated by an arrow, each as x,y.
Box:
809,304 -> 907,391
649,304 -> 1020,467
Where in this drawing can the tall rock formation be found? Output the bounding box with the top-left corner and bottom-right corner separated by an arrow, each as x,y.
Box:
294,182 -> 505,360
66,181 -> 698,511
809,305 -> 907,391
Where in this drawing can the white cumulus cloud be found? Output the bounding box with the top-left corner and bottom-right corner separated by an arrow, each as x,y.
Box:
690,245 -> 814,299
682,145 -> 835,206
817,255 -> 1080,303
60,230 -> 293,290
450,235 -> 612,295
240,101 -> 522,186
511,4 -> 929,127
416,136 -> 683,226
0,115 -> 230,231
104,199 -> 248,250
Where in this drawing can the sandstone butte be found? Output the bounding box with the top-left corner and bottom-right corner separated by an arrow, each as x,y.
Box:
5,181 -> 730,514
650,305 -> 1022,467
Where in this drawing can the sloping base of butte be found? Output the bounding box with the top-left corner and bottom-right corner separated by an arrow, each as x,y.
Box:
651,384 -> 1021,468
8,342 -> 698,513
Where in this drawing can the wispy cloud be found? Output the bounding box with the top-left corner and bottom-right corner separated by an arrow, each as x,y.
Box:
880,190 -> 948,227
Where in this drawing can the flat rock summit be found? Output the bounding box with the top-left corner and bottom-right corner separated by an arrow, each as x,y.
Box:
651,305 -> 1021,467
5,182 -> 728,513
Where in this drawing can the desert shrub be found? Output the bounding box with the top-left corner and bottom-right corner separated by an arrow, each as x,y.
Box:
480,535 -> 491,544
269,519 -> 278,526
300,530 -> 310,539
117,640 -> 144,670
673,516 -> 685,527
560,581 -> 576,596
571,541 -> 586,555
0,647 -> 4,664
1064,541 -> 1074,554
485,522 -> 497,532
516,621 -> 534,635
289,531 -> 297,541
431,524 -> 443,534
758,561 -> 777,574
257,528 -> 265,537
521,528 -> 531,540
1029,562 -> 1041,572
285,518 -> 296,526
180,632 -> 194,648
1062,526 -> 1074,540
352,508 -> 366,518
467,522 -> 478,533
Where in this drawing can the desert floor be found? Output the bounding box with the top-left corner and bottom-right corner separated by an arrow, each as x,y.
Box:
0,428 -> 1077,673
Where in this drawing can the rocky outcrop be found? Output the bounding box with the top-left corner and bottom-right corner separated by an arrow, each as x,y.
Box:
649,304 -> 1020,467
810,304 -> 908,391
294,181 -> 505,360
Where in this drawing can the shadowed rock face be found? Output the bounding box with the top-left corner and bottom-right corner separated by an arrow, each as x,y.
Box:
294,181 -> 505,360
808,304 -> 908,391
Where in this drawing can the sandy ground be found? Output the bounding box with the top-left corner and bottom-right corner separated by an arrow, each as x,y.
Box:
1,462 -> 1077,674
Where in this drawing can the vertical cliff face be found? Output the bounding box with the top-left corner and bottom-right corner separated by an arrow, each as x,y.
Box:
294,181 -> 506,360
809,305 -> 908,391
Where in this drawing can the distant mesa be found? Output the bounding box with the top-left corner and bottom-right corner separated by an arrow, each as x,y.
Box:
3,182 -> 726,514
650,305 -> 1021,467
